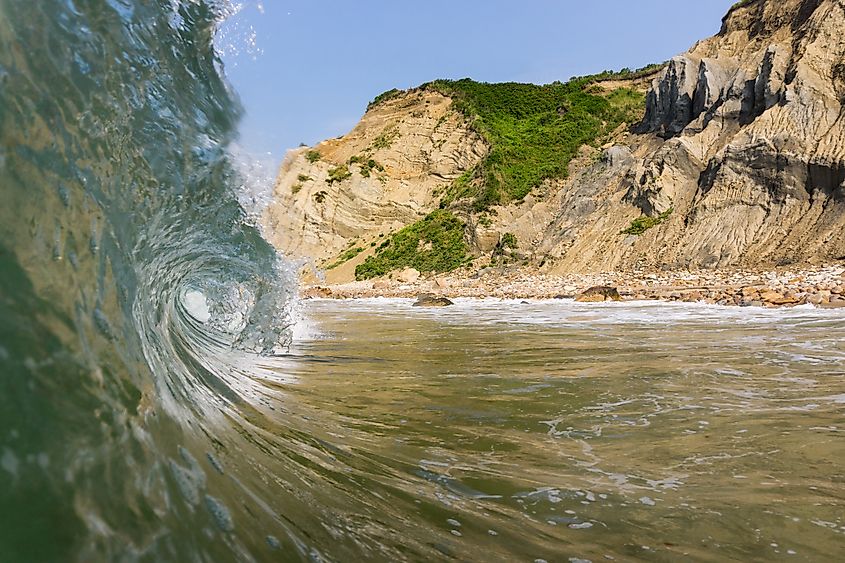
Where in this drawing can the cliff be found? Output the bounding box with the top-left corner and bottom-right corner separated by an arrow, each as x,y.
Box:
264,0 -> 845,282
263,90 -> 487,282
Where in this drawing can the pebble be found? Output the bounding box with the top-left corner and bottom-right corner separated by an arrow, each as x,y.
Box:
303,264 -> 845,309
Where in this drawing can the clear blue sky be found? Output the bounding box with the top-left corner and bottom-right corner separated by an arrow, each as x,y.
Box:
219,1 -> 736,164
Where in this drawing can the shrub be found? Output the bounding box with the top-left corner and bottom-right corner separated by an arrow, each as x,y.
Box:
367,88 -> 403,111
326,165 -> 352,185
500,232 -> 517,249
291,183 -> 302,195
348,156 -> 384,178
621,208 -> 673,235
297,174 -> 312,182
492,232 -> 518,263
355,210 -> 470,279
371,128 -> 399,151
587,63 -> 667,83
305,150 -> 321,163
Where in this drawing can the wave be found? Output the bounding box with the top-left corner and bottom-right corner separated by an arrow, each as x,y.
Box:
0,0 -> 314,559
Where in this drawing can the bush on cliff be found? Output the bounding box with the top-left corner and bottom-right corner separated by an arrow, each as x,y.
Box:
355,210 -> 469,280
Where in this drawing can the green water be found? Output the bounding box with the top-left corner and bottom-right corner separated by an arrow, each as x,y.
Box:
268,298 -> 845,561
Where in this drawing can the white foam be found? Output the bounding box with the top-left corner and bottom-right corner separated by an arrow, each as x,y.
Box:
183,290 -> 211,323
305,297 -> 845,329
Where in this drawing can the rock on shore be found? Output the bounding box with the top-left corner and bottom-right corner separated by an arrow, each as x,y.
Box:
575,286 -> 622,303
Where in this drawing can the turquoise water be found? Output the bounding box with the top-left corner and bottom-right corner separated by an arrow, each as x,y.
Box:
1,1 -> 845,561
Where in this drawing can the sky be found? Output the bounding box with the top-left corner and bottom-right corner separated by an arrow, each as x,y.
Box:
218,0 -> 737,166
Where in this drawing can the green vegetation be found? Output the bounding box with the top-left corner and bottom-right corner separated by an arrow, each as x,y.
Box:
348,156 -> 385,178
326,165 -> 352,185
729,0 -> 756,11
314,191 -> 327,204
305,150 -> 321,163
349,69 -> 655,278
424,77 -> 646,210
500,232 -> 517,250
621,208 -> 673,235
355,210 -> 470,280
492,232 -> 518,264
367,88 -> 403,110
291,183 -> 302,195
325,246 -> 364,270
297,174 -> 312,182
589,63 -> 666,83
371,128 -> 399,150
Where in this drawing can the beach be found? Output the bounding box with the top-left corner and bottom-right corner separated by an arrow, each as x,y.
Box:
302,263 -> 845,308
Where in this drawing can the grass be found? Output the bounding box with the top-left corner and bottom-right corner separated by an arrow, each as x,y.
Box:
621,208 -> 673,235
424,76 -> 646,210
355,210 -> 470,280
325,246 -> 365,270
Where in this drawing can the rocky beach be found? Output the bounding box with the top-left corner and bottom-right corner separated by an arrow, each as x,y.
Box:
302,263 -> 845,308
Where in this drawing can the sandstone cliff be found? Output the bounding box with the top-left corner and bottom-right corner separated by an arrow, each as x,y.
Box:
265,0 -> 845,281
263,90 -> 486,282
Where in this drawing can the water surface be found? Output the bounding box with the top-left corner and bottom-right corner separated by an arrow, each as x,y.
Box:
275,298 -> 845,561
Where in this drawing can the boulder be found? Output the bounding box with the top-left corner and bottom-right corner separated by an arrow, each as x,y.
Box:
412,293 -> 454,307
396,267 -> 420,284
303,286 -> 333,299
741,286 -> 761,298
575,286 -> 622,303
806,293 -> 825,305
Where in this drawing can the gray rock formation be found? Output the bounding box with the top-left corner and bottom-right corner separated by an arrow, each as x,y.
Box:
532,0 -> 845,272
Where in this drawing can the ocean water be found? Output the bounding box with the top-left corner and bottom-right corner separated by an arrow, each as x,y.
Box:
284,299 -> 845,561
1,1 -> 844,561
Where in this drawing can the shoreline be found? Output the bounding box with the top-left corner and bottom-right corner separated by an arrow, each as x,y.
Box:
301,264 -> 845,309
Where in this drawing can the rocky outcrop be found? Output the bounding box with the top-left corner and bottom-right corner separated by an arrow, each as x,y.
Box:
625,0 -> 845,269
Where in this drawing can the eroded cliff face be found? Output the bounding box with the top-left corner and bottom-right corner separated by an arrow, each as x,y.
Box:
266,0 -> 845,280
530,0 -> 845,272
263,90 -> 486,278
